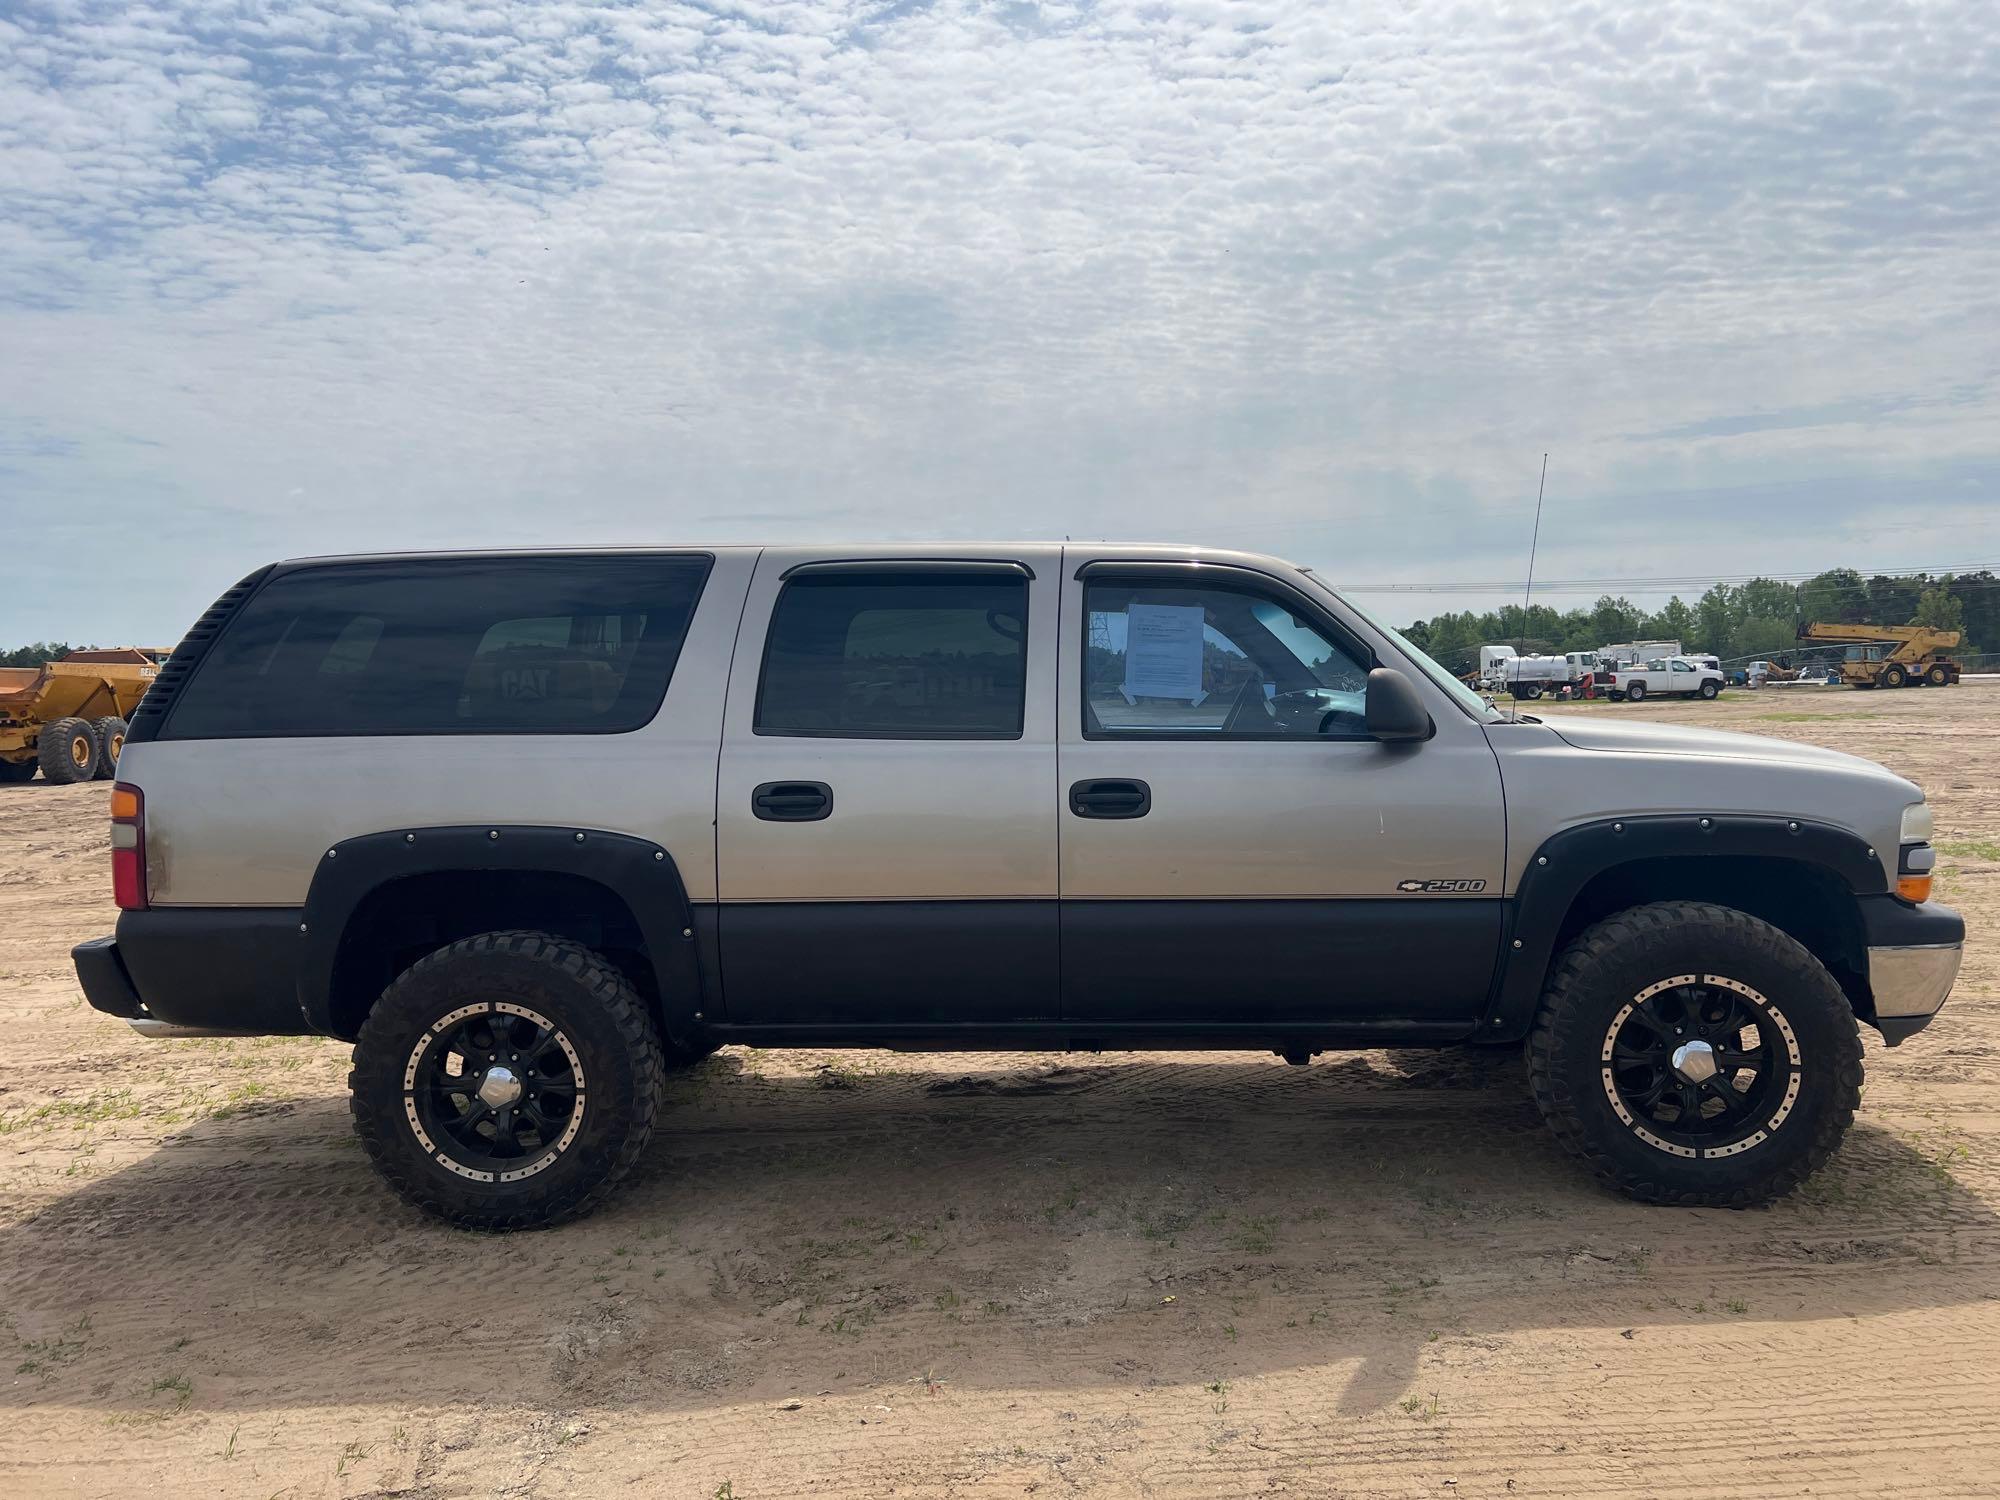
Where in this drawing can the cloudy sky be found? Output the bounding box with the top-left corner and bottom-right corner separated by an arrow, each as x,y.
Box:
4,0 -> 1997,644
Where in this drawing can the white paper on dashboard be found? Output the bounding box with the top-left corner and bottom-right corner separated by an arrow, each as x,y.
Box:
1122,603 -> 1208,703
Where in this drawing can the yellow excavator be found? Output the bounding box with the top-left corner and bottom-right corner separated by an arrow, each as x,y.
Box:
1797,622 -> 1963,689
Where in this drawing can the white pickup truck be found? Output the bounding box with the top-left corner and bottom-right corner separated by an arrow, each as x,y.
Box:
1605,656 -> 1724,702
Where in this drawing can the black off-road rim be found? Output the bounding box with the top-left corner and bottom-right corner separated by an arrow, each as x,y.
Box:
1599,974 -> 1803,1160
402,1002 -> 587,1184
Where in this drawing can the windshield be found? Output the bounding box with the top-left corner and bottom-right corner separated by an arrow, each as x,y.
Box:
1326,587 -> 1505,723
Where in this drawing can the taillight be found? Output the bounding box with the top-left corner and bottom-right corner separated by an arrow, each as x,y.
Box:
110,782 -> 147,910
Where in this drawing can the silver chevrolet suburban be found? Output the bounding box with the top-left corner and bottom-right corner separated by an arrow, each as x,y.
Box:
71,545 -> 1965,1229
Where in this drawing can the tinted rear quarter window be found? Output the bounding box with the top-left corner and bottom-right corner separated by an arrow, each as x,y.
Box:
162,555 -> 712,738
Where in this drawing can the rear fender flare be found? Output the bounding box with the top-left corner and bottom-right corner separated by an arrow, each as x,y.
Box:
1481,815 -> 1887,1038
299,825 -> 705,1042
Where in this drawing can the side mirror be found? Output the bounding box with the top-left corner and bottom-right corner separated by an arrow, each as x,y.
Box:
1365,667 -> 1433,743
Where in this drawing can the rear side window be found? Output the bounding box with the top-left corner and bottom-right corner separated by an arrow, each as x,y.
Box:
756,572 -> 1028,738
162,555 -> 712,738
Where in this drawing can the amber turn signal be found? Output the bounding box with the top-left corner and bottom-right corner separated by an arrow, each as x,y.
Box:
109,786 -> 141,821
1897,873 -> 1932,904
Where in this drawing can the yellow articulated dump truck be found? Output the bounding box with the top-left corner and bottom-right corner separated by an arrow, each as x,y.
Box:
0,649 -> 167,785
1797,623 -> 1963,689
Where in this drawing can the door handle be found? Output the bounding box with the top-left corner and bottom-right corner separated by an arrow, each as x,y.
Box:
1069,778 -> 1151,819
752,781 -> 833,822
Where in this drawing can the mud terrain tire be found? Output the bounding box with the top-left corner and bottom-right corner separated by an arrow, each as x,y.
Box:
350,930 -> 666,1230
1525,901 -> 1862,1207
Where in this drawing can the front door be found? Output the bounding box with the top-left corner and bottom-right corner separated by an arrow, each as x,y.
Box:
715,550 -> 1061,1025
1058,559 -> 1507,1026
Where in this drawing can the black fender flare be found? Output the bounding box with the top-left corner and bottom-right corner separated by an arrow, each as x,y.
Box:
1480,814 -> 1887,1038
299,825 -> 704,1041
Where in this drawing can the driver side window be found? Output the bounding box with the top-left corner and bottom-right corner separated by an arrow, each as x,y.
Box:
1083,579 -> 1370,738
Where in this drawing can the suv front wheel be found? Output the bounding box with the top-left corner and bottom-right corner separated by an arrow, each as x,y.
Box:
1525,901 -> 1862,1207
350,930 -> 666,1230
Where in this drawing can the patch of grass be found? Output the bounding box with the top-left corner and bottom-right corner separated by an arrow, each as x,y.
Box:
334,1440 -> 371,1477
1042,1184 -> 1084,1223
823,1305 -> 878,1336
1724,1299 -> 1748,1315
0,1089 -> 143,1135
1227,1216 -> 1275,1254
16,1314 -> 92,1380
813,1056 -> 866,1090
1938,839 -> 2000,862
210,1081 -> 273,1119
150,1372 -> 194,1411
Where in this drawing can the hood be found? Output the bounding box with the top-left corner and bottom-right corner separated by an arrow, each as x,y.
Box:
1538,713 -> 1910,784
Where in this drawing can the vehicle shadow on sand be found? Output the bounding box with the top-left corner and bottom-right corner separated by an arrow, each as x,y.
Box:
2,1049 -> 1992,1421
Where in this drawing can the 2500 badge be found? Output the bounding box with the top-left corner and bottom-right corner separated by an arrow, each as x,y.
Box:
1397,878 -> 1488,893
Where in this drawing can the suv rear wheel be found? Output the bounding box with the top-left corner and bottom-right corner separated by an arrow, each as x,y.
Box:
1624,680 -> 1646,703
350,930 -> 666,1230
1525,901 -> 1862,1207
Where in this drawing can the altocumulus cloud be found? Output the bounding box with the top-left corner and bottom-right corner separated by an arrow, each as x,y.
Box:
1,0 -> 1996,639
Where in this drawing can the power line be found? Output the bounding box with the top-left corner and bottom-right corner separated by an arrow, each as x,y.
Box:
1336,561 -> 2000,595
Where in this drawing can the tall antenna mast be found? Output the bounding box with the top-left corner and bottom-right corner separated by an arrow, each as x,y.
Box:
1508,453 -> 1549,701
1523,452 -> 1548,624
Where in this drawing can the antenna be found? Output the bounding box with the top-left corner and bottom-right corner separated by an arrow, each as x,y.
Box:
1509,453 -> 1549,699
1523,452 -> 1548,623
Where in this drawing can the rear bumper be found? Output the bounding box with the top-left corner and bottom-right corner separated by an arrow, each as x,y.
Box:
71,908 -> 313,1037
72,934 -> 146,1019
1861,896 -> 1965,1044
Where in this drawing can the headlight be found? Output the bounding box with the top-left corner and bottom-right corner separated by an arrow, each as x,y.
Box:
1900,803 -> 1934,845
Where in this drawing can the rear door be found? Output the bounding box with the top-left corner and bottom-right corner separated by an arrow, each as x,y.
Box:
1057,557 -> 1507,1026
715,550 -> 1061,1025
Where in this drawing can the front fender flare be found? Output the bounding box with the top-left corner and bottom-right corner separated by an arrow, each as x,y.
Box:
1480,814 -> 1887,1039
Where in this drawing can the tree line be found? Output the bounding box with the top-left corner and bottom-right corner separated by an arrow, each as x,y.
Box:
0,641 -> 91,668
1399,569 -> 1994,675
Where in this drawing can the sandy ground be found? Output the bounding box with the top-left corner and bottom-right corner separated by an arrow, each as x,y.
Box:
3,686 -> 1998,1499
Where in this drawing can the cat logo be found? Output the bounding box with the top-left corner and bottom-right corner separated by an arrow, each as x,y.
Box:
1397,878 -> 1487,894
498,667 -> 551,700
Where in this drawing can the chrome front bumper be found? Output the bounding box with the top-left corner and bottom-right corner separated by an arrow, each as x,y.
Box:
1868,942 -> 1962,1042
